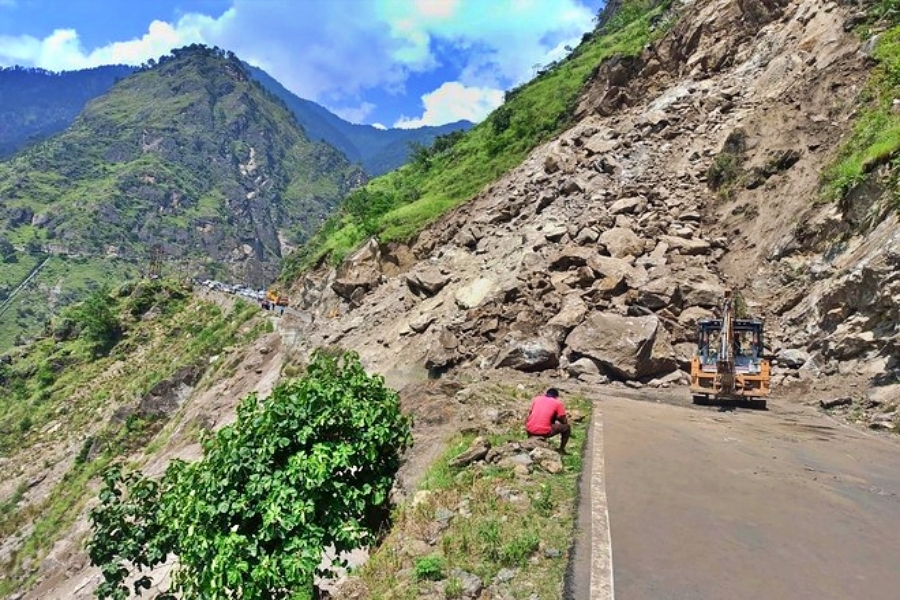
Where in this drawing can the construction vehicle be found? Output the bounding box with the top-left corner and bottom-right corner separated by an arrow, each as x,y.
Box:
689,290 -> 770,409
266,288 -> 289,307
260,288 -> 288,312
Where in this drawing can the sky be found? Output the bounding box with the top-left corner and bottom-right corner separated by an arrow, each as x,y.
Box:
0,0 -> 605,129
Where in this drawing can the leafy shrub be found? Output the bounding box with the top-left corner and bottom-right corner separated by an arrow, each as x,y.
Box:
413,554 -> 445,581
68,287 -> 121,356
88,350 -> 411,600
707,152 -> 742,190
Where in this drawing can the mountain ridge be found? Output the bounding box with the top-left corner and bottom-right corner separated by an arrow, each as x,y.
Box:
244,64 -> 474,176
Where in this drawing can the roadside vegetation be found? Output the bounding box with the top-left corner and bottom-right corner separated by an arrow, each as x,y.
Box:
283,0 -> 673,277
358,388 -> 591,599
823,2 -> 900,206
0,279 -> 263,596
87,350 -> 411,600
0,252 -> 142,349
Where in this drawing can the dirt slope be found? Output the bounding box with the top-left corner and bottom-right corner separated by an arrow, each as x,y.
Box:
285,0 -> 896,409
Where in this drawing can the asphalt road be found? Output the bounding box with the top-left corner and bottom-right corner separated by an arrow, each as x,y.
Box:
569,394 -> 900,600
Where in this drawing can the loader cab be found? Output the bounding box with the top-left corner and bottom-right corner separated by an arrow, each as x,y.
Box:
696,318 -> 765,374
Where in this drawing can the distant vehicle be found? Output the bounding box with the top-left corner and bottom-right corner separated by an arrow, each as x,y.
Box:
689,290 -> 771,409
266,288 -> 289,307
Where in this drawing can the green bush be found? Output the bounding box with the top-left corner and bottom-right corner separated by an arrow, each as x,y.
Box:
68,287 -> 121,356
88,350 -> 412,600
413,554 -> 445,581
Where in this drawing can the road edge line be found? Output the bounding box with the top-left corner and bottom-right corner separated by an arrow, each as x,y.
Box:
591,407 -> 614,599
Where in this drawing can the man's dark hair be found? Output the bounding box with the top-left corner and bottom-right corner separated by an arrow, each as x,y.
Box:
546,388 -> 559,398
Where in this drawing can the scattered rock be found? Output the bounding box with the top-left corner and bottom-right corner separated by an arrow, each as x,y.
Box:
820,397 -> 853,410
777,349 -> 810,369
449,436 -> 491,468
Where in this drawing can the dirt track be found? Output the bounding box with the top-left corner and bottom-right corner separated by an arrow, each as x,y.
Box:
570,393 -> 900,599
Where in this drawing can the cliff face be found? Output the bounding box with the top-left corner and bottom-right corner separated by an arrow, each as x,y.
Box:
286,0 -> 897,407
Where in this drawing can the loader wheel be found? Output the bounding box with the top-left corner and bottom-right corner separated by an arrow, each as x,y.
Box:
692,394 -> 708,405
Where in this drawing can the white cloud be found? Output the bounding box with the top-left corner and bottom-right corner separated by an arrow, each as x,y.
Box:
0,14 -> 218,71
394,81 -> 504,128
0,0 -> 597,126
330,102 -> 377,125
377,0 -> 594,88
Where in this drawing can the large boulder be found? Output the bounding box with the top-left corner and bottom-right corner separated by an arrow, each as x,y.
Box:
425,328 -> 461,372
565,312 -> 677,379
406,266 -> 451,297
636,277 -> 681,311
599,227 -> 645,259
679,269 -> 726,308
332,237 -> 384,302
493,336 -> 560,372
548,246 -> 596,271
660,235 -> 711,256
332,270 -> 381,303
608,195 -> 648,215
455,278 -> 497,309
547,294 -> 588,330
588,255 -> 650,289
678,306 -> 715,330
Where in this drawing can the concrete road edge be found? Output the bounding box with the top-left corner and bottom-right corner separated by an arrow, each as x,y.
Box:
591,406 -> 614,599
565,403 -> 614,599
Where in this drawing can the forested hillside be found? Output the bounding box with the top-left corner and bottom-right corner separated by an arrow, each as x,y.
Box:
0,65 -> 134,158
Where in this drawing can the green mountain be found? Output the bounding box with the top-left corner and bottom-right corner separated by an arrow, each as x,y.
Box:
0,45 -> 365,348
0,45 -> 364,281
0,62 -> 472,181
0,65 -> 135,159
246,65 -> 473,176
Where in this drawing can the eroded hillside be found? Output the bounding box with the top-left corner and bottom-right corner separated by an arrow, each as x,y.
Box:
3,0 -> 899,597
287,0 -> 897,421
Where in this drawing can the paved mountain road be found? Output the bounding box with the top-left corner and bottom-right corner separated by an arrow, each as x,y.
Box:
569,394 -> 900,600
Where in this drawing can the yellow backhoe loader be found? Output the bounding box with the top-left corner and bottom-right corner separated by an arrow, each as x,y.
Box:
689,290 -> 770,409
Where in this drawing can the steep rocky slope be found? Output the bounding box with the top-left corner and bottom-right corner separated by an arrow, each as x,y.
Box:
286,0 -> 898,420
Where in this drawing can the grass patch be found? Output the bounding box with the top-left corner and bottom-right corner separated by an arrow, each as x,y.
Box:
823,17 -> 900,206
359,393 -> 591,599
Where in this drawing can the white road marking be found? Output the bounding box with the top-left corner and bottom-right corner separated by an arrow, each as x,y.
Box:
591,407 -> 615,599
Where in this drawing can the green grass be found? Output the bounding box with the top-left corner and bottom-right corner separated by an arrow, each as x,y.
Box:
359,391 -> 591,599
824,16 -> 900,204
283,1 -> 673,276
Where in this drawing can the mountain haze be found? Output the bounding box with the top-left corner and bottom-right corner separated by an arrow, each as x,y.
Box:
246,65 -> 474,176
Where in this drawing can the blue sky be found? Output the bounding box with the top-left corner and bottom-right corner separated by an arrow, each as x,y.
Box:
0,0 -> 604,128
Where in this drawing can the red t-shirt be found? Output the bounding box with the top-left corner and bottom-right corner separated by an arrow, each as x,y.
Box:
526,394 -> 566,435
